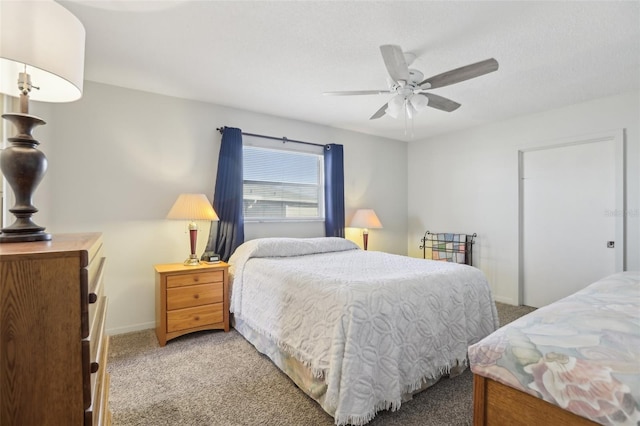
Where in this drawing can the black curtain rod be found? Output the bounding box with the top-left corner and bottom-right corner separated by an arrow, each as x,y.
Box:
217,127 -> 325,148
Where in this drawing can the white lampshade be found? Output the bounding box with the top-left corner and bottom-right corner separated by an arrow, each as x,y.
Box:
167,194 -> 219,221
410,94 -> 429,111
386,94 -> 404,119
0,0 -> 86,102
350,209 -> 383,229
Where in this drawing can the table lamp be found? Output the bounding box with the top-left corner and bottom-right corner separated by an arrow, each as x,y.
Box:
167,194 -> 219,266
0,0 -> 85,242
350,209 -> 383,250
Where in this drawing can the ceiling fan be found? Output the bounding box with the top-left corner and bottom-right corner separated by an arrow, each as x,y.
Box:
324,45 -> 499,121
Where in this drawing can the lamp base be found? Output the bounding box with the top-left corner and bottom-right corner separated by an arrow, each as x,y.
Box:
184,254 -> 201,266
0,230 -> 51,243
0,112 -> 50,244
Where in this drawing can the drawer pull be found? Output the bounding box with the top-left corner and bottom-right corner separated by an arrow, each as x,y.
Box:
194,294 -> 199,299
194,316 -> 200,321
91,361 -> 99,374
89,293 -> 98,304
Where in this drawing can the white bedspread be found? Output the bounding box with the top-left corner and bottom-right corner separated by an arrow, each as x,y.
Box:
229,237 -> 499,425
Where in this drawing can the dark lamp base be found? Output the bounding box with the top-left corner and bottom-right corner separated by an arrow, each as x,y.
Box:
0,231 -> 52,243
0,112 -> 50,244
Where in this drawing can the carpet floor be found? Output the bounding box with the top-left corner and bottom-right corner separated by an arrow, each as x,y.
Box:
107,302 -> 535,426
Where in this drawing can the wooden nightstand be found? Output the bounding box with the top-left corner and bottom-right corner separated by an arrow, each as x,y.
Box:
155,261 -> 229,346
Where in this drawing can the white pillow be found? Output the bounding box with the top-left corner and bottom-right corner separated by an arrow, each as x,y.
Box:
230,237 -> 358,263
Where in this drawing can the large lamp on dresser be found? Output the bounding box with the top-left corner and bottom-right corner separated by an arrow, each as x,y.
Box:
0,0 -> 85,242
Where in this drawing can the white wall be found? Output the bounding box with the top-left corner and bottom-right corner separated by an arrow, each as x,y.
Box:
18,83 -> 636,332
30,81 -> 408,334
407,90 -> 640,304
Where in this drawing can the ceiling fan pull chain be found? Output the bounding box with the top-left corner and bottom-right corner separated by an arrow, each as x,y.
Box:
404,98 -> 409,136
411,111 -> 415,139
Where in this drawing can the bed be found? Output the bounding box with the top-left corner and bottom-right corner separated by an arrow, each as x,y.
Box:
468,271 -> 640,426
228,237 -> 499,425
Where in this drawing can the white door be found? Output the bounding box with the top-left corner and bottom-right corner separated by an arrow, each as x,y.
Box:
520,131 -> 624,308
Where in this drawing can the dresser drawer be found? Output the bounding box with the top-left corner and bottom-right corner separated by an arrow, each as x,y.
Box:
167,282 -> 223,310
166,270 -> 223,288
89,297 -> 107,376
86,257 -> 106,338
87,243 -> 104,296
86,335 -> 110,426
82,296 -> 107,410
167,304 -> 223,333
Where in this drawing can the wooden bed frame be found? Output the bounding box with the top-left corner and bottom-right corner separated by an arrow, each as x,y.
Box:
472,374 -> 599,426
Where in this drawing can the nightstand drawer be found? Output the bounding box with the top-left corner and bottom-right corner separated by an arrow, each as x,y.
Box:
167,304 -> 223,333
166,270 -> 223,288
167,282 -> 223,310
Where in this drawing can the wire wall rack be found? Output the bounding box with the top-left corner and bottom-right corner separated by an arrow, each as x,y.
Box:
420,231 -> 477,266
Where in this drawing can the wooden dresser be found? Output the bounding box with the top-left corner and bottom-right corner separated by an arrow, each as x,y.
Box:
155,262 -> 229,346
0,233 -> 111,425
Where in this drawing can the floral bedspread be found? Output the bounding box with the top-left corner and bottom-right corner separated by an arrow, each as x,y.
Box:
468,271 -> 640,425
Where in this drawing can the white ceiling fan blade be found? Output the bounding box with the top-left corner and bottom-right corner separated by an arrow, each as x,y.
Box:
323,90 -> 392,96
403,52 -> 417,67
380,44 -> 410,82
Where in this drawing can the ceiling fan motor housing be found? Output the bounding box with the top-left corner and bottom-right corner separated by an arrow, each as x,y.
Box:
393,69 -> 424,96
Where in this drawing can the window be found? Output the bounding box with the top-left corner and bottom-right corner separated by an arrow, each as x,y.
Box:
243,142 -> 324,221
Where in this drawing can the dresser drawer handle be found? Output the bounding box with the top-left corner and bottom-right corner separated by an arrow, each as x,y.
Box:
88,293 -> 98,304
91,361 -> 99,374
193,277 -> 199,282
194,316 -> 200,321
193,294 -> 200,299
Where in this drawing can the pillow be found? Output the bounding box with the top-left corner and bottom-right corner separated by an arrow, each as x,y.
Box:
230,237 -> 358,264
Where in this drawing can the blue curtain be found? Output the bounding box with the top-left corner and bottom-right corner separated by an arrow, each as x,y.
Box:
207,127 -> 245,261
324,143 -> 345,237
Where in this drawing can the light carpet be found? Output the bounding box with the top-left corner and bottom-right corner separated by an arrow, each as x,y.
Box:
107,302 -> 535,425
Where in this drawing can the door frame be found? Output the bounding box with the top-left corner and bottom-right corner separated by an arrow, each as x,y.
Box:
517,129 -> 625,305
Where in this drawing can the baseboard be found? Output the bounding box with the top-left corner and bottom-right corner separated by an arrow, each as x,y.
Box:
493,295 -> 518,305
107,321 -> 155,336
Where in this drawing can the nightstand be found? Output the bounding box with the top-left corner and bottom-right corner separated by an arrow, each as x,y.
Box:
154,261 -> 229,346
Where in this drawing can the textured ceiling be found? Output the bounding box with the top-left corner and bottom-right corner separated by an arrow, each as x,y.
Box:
61,0 -> 640,142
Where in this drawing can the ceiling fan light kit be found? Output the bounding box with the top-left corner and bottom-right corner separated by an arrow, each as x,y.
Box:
324,44 -> 499,132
